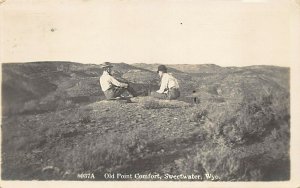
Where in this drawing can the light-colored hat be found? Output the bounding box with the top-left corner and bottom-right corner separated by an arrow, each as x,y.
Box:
101,62 -> 113,68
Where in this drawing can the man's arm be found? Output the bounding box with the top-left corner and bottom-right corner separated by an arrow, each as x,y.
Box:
156,75 -> 168,93
109,75 -> 128,88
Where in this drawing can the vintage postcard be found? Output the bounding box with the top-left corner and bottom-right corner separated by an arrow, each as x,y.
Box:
1,0 -> 300,188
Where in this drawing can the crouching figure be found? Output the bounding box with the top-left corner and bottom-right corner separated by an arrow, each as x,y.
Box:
100,62 -> 138,99
150,65 -> 180,100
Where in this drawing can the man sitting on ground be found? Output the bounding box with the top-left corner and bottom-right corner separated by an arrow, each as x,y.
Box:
100,62 -> 138,100
150,65 -> 180,100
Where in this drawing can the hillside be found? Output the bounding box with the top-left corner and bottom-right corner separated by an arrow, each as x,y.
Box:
1,62 -> 290,181
1,62 -> 159,115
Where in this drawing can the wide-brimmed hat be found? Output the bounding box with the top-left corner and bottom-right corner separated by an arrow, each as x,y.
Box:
157,65 -> 167,73
101,62 -> 113,68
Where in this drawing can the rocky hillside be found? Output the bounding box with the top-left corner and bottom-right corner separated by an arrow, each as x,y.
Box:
1,62 -> 159,115
1,62 -> 290,181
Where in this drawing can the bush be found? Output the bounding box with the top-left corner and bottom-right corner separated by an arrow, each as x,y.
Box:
22,100 -> 39,112
189,110 -> 208,123
173,137 -> 288,181
63,133 -> 131,174
61,126 -> 156,179
217,94 -> 280,145
57,99 -> 76,110
191,93 -> 289,147
172,93 -> 290,181
173,143 -> 241,180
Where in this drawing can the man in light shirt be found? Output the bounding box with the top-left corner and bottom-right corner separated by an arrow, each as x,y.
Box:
100,62 -> 138,99
150,65 -> 180,100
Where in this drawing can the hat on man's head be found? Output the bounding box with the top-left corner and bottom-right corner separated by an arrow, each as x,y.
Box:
101,62 -> 113,69
157,65 -> 167,73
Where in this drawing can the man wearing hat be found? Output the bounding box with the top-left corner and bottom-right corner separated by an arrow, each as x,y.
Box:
100,62 -> 138,99
150,65 -> 180,100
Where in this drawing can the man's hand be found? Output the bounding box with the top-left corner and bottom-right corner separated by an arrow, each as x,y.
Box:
121,83 -> 128,88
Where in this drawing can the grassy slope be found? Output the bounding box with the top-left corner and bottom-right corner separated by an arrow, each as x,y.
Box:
1,62 -> 160,115
1,62 -> 290,181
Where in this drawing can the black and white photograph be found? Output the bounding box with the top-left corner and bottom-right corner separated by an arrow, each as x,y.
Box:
1,0 -> 300,188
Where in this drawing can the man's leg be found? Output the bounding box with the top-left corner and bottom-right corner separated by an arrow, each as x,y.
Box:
103,88 -> 114,99
150,91 -> 168,99
126,84 -> 138,97
168,88 -> 180,100
104,86 -> 136,99
113,87 -> 127,98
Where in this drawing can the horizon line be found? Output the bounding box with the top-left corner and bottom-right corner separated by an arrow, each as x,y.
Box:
0,61 -> 290,68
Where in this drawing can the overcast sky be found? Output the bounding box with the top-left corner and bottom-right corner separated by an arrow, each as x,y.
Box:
0,0 -> 298,66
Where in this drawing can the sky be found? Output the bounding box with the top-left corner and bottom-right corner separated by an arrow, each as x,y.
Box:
0,0 -> 298,66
